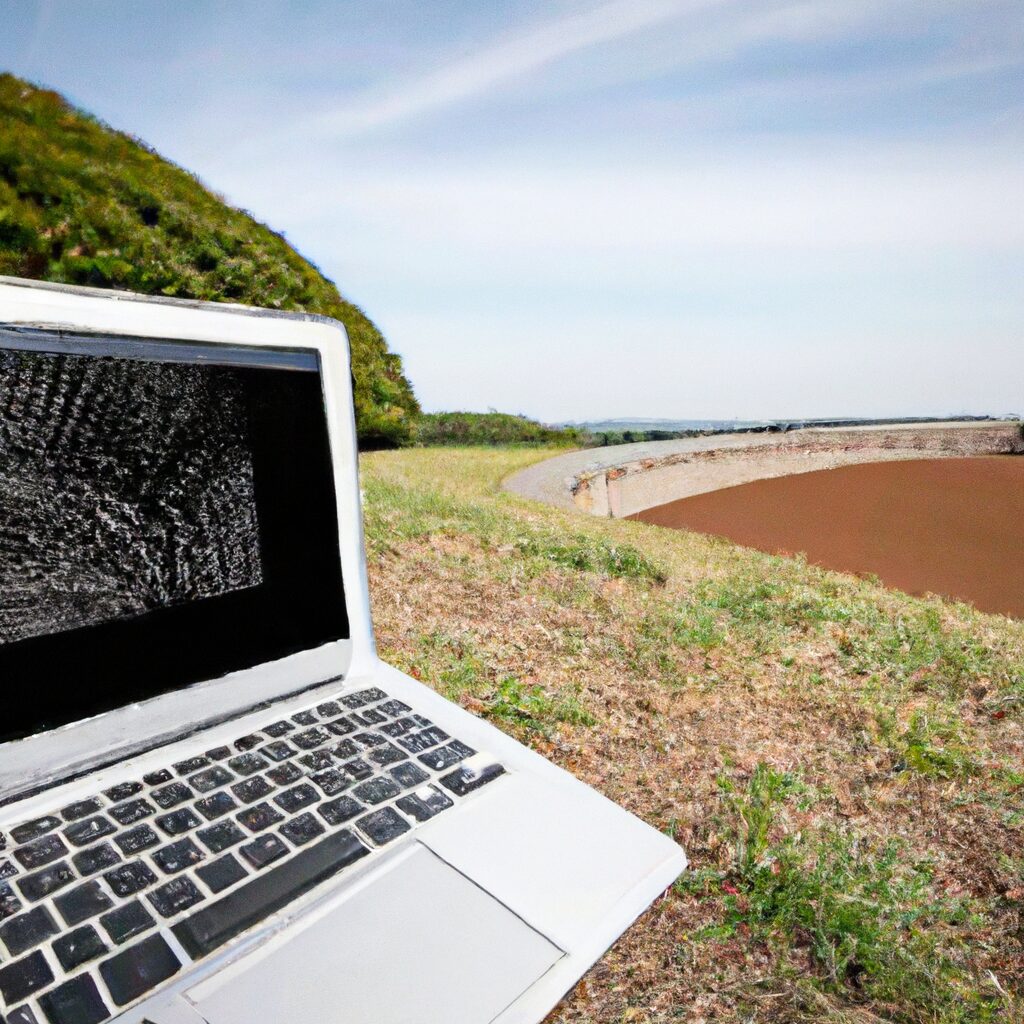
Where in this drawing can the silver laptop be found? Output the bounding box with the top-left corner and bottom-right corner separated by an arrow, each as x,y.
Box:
0,277 -> 685,1024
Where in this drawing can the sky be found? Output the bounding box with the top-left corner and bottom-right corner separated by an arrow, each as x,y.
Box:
2,0 -> 1023,421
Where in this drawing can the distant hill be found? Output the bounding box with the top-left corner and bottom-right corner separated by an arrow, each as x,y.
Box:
0,73 -> 419,446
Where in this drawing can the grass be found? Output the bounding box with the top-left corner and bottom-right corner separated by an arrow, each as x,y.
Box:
0,72 -> 419,446
361,445 -> 1024,1024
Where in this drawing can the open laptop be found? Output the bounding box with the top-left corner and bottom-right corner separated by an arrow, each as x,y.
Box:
0,276 -> 685,1024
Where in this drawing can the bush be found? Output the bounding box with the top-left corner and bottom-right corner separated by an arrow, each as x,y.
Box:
0,73 -> 420,447
414,411 -> 586,447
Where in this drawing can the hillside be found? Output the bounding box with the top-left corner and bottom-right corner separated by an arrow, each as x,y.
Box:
0,73 -> 419,446
362,446 -> 1024,1023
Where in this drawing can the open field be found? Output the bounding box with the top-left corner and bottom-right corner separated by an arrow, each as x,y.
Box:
361,447 -> 1024,1024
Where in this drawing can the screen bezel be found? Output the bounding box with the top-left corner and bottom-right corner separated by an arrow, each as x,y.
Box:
0,327 -> 350,743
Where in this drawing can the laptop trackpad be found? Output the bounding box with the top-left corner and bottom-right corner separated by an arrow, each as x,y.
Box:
187,843 -> 562,1024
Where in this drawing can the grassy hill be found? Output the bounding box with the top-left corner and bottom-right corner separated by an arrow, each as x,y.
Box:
362,446 -> 1024,1024
0,72 -> 419,446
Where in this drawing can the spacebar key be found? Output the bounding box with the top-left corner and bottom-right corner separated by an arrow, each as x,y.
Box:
172,829 -> 369,959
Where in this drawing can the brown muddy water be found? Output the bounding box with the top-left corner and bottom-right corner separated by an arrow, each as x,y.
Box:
630,457 -> 1024,619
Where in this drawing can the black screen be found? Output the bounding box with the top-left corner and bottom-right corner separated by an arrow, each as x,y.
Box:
0,336 -> 348,742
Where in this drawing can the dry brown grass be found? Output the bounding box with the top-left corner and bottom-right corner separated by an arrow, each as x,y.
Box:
361,447 -> 1024,1024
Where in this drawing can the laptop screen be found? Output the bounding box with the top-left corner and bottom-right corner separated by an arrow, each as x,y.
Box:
0,332 -> 348,742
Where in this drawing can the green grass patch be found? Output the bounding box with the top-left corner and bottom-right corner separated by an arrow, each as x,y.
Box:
679,764 -> 1004,1022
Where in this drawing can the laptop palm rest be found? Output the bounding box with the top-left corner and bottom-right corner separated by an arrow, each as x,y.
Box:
185,843 -> 563,1024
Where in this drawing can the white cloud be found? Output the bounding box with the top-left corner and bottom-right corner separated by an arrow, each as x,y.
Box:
307,0 -> 720,136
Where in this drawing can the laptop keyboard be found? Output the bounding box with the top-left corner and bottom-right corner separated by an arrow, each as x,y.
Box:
0,686 -> 505,1024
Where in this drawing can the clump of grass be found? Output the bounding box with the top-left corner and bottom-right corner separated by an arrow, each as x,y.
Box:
680,764 -> 1004,1022
512,532 -> 667,584
401,631 -> 595,736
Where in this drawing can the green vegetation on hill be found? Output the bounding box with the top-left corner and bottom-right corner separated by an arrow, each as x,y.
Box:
0,73 -> 419,446
415,411 -> 585,447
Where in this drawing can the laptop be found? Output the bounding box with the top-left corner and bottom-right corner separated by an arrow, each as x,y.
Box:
0,276 -> 685,1024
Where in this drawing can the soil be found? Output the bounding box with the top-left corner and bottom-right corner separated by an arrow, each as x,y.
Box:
630,456 -> 1024,619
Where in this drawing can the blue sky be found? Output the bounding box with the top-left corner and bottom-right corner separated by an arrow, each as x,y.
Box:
3,0 -> 1022,420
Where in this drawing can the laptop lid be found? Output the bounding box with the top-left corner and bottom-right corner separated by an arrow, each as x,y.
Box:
0,279 -> 374,802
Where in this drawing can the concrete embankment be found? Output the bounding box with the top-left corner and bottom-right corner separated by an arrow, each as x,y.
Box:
505,421 -> 1024,518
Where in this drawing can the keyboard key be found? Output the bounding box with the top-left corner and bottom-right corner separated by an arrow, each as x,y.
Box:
104,861 -> 158,898
267,763 -> 303,787
263,720 -> 295,738
103,782 -> 142,802
197,821 -> 246,855
274,784 -> 319,814
1,907 -> 58,955
152,839 -> 204,875
291,711 -> 317,726
6,1006 -> 40,1024
228,752 -> 269,777
52,924 -> 108,971
60,798 -> 103,823
352,731 -> 387,748
239,835 -> 288,870
54,881 -> 113,926
206,745 -> 232,761
188,766 -> 233,794
1,881 -> 22,920
381,717 -> 416,738
260,741 -> 296,763
379,700 -> 412,717
390,761 -> 430,789
342,758 -> 374,782
14,834 -> 67,870
114,824 -> 159,855
233,734 -> 264,752
399,726 -> 449,754
418,740 -> 474,772
72,843 -> 120,877
440,758 -> 506,796
396,785 -> 454,823
196,854 -> 247,894
100,933 -> 181,1007
63,815 -> 116,848
341,689 -> 385,709
173,755 -> 210,776
100,901 -> 154,945
310,769 -> 348,797
109,799 -> 154,826
195,792 -> 238,821
292,728 -> 330,750
38,973 -> 109,1024
0,951 -> 54,1005
10,817 -> 61,845
298,750 -> 334,772
143,769 -> 172,786
18,862 -> 75,902
319,796 -> 364,827
356,807 -> 410,846
369,743 -> 406,768
352,777 -> 401,806
151,782 -> 193,809
148,877 -> 204,919
232,776 -> 274,805
352,709 -> 387,726
333,739 -> 359,760
173,829 -> 369,959
316,701 -> 342,718
236,803 -> 284,833
0,858 -> 17,879
327,717 -> 356,737
279,813 -> 325,847
155,808 -> 202,836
